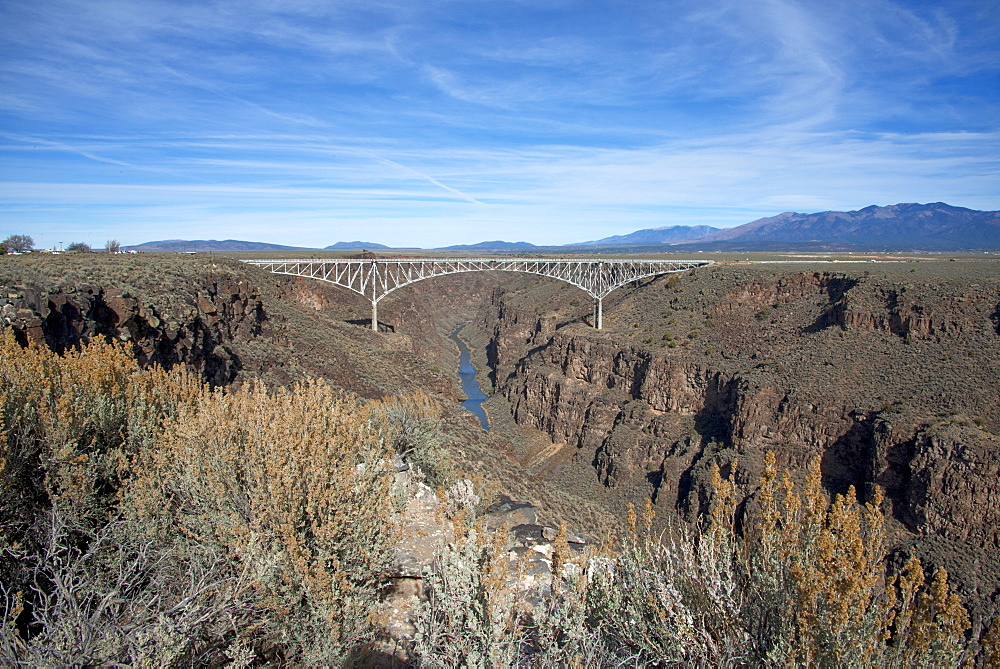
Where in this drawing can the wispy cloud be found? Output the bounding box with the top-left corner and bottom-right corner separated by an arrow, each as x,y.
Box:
1,0 -> 997,249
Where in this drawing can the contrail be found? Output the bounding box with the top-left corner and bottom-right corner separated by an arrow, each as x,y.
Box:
365,152 -> 485,205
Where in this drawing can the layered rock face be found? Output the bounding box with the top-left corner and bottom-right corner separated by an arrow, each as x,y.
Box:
870,418 -> 1000,548
485,262 -> 1000,611
3,254 -> 997,619
2,277 -> 263,386
0,254 -> 456,398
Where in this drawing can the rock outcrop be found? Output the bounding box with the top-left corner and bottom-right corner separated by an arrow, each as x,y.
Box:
871,415 -> 1000,550
382,470 -> 588,660
0,254 -> 459,398
482,262 -> 1000,617
1,277 -> 264,386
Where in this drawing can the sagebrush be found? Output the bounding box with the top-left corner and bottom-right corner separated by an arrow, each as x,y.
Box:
410,454 -> 974,667
0,331 -> 400,665
0,329 -> 988,666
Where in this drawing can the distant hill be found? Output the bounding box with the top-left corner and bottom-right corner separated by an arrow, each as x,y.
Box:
572,225 -> 721,246
119,203 -> 1000,254
693,203 -> 1000,251
127,239 -> 310,252
324,241 -> 390,250
441,241 -> 538,250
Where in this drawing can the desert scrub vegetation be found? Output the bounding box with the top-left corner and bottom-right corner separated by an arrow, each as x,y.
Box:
376,390 -> 453,486
0,329 -> 403,665
410,453 -> 976,667
0,325 -> 986,666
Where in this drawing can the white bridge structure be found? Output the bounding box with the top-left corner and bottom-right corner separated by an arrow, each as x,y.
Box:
242,257 -> 713,330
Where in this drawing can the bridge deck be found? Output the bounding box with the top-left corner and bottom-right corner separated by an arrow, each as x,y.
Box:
241,257 -> 713,330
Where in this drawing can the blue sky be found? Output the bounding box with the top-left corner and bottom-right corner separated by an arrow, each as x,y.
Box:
1,0 -> 998,249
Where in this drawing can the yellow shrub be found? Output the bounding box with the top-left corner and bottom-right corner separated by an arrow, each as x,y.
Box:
732,452 -> 970,665
1,332 -> 127,525
122,379 -> 398,661
1,330 -> 399,663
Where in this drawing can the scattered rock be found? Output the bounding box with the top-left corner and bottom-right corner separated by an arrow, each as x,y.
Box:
482,495 -> 538,528
392,483 -> 448,579
509,524 -> 551,546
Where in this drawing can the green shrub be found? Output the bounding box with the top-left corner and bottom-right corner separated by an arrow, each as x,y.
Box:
375,391 -> 453,486
1,510 -> 261,666
412,524 -> 523,667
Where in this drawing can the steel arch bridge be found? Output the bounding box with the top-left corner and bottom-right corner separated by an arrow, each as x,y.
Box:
241,257 -> 714,330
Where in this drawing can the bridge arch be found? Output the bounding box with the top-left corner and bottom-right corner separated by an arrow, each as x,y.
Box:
241,258 -> 713,330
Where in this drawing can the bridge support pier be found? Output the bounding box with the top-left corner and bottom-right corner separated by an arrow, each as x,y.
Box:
241,257 -> 714,334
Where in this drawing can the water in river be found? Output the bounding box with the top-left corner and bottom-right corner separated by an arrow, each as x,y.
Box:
448,323 -> 490,431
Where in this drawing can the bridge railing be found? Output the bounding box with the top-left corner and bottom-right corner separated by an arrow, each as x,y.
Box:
241,257 -> 713,330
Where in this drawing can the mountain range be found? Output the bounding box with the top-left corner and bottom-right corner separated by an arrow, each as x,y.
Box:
125,239 -> 309,252
126,203 -> 1000,253
573,225 -> 721,246
694,202 -> 999,251
442,241 -> 537,250
324,241 -> 389,250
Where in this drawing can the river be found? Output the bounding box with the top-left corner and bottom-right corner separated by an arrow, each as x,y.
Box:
448,323 -> 490,431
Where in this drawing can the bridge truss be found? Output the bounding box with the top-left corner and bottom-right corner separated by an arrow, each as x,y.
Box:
242,257 -> 713,330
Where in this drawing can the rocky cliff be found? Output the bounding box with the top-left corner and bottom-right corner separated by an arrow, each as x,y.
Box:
483,260 -> 1000,618
4,253 -> 998,623
0,254 -> 456,397
2,275 -> 263,386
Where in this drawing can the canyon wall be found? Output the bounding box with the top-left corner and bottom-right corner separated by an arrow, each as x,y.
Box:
0,255 -> 456,398
483,263 -> 1000,614
3,254 -> 998,620
1,268 -> 264,386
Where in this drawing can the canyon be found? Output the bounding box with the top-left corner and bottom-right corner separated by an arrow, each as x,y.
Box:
1,253 -> 998,629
